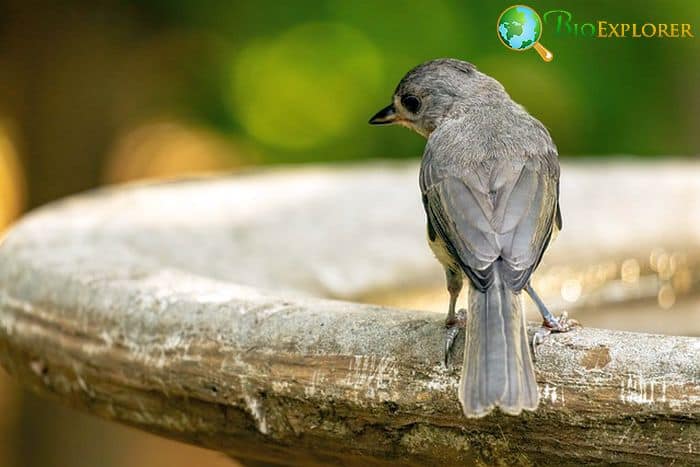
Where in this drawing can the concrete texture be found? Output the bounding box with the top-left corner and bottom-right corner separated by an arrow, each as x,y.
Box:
0,161 -> 698,465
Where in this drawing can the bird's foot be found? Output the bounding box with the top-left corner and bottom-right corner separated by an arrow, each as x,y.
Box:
444,308 -> 467,367
531,311 -> 580,361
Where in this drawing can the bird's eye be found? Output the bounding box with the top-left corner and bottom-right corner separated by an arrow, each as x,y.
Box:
401,95 -> 421,113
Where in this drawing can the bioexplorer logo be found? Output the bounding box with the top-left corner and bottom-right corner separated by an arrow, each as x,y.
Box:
543,10 -> 694,39
498,5 -> 695,62
497,5 -> 554,62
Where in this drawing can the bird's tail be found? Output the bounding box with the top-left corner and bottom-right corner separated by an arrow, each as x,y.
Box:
458,264 -> 539,417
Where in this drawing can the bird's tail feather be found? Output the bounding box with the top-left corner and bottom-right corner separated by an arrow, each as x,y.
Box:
458,265 -> 539,417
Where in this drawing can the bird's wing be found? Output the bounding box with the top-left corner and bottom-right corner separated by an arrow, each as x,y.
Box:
421,145 -> 559,291
492,153 -> 560,288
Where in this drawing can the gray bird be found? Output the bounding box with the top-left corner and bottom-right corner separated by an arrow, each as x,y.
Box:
369,58 -> 577,417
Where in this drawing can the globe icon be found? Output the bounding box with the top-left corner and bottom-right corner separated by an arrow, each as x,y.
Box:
497,5 -> 553,61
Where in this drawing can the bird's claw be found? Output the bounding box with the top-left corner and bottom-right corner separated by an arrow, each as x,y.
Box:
531,311 -> 580,361
444,308 -> 467,367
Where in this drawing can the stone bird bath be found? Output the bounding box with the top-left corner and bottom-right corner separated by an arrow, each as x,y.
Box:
0,160 -> 698,465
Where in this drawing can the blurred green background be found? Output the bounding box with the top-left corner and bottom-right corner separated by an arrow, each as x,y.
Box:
0,1 -> 697,466
0,0 -> 698,216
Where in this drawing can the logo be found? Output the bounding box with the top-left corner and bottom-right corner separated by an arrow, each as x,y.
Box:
543,10 -> 694,39
498,6 -> 695,62
497,5 -> 554,62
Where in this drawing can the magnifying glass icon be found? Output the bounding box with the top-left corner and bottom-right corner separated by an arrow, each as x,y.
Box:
497,5 -> 554,62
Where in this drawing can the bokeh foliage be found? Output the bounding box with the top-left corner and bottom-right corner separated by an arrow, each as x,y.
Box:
0,0 -> 698,210
137,0 -> 700,160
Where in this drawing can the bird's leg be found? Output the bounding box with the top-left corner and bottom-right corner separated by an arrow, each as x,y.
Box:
525,282 -> 562,328
444,268 -> 465,366
444,308 -> 467,367
525,282 -> 579,359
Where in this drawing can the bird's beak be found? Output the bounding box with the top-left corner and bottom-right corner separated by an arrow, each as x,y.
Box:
369,104 -> 398,125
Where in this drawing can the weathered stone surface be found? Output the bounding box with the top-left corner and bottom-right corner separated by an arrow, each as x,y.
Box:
0,161 -> 698,465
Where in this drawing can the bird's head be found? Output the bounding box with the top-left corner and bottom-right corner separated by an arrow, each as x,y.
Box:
369,58 -> 504,138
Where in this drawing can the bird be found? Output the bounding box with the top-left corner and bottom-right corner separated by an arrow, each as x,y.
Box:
369,58 -> 578,417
